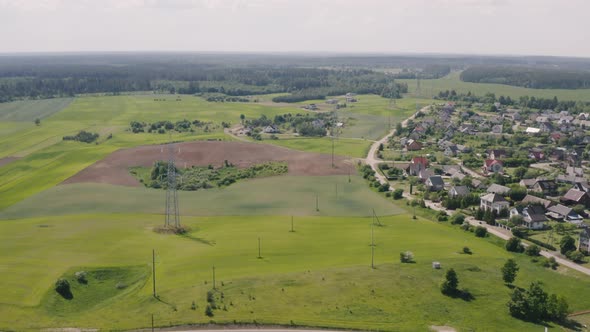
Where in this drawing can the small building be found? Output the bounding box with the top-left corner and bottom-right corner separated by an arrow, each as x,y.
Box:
432,261 -> 441,269
405,139 -> 423,151
561,189 -> 590,208
409,157 -> 429,176
426,176 -> 445,191
487,183 -> 510,195
449,185 -> 470,198
522,194 -> 554,209
263,125 -> 279,134
531,180 -> 558,196
483,159 -> 503,174
509,205 -> 548,230
488,149 -> 507,160
480,193 -> 510,214
547,204 -> 583,224
525,127 -> 541,134
444,145 -> 459,157
519,178 -> 537,190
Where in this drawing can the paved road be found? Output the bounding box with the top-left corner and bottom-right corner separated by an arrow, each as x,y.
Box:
422,200 -> 590,277
365,106 -> 431,187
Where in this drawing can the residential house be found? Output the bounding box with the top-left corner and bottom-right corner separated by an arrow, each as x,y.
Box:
326,99 -> 339,105
522,195 -> 554,209
528,149 -> 545,161
540,122 -> 554,133
426,176 -> 445,191
519,179 -> 537,190
483,159 -> 504,174
547,204 -> 583,224
525,127 -> 541,134
491,124 -> 503,134
509,205 -> 548,230
488,149 -> 507,160
409,157 -> 429,176
487,183 -> 510,195
574,182 -> 590,193
444,145 -> 459,157
449,186 -> 470,198
480,193 -> 510,214
405,139 -> 423,151
531,180 -> 558,196
561,189 -> 590,208
472,178 -> 484,189
557,174 -> 586,184
419,169 -> 435,182
263,125 -> 279,134
578,113 -> 589,120
442,165 -> 461,176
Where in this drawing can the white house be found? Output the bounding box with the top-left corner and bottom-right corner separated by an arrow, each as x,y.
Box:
509,205 -> 547,230
480,193 -> 510,214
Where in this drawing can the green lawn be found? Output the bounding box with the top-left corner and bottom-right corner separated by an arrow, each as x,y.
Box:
0,175 -> 402,219
260,137 -> 372,159
400,71 -> 590,101
1,213 -> 590,331
0,98 -> 73,122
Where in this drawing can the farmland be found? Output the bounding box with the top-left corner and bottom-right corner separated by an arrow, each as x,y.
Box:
1,83 -> 589,331
400,71 -> 590,102
2,213 -> 590,331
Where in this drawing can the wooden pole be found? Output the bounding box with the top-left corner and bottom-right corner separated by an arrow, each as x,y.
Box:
151,314 -> 154,332
316,193 -> 319,212
212,265 -> 216,290
258,237 -> 262,259
152,249 -> 156,298
290,216 -> 294,232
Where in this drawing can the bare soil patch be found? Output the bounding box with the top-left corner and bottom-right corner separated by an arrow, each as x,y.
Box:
63,141 -> 351,187
0,156 -> 19,168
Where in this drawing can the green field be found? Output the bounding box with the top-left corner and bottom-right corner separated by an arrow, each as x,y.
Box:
400,71 -> 590,101
0,175 -> 402,219
1,213 -> 590,331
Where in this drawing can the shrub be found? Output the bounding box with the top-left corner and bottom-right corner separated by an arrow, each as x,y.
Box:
462,246 -> 472,254
542,257 -> 559,270
55,278 -> 72,299
566,250 -> 586,263
525,244 -> 541,256
559,235 -> 576,255
501,259 -> 519,284
400,251 -> 414,263
450,213 -> 465,225
506,237 -> 524,253
474,226 -> 487,237
392,188 -> 404,199
191,301 -> 196,310
205,304 -> 214,317
74,271 -> 87,284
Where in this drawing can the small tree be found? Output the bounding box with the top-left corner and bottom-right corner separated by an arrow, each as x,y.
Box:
474,226 -> 487,237
55,278 -> 72,299
392,188 -> 404,200
560,235 -> 576,255
240,114 -> 245,124
524,244 -> 541,256
205,304 -> 214,317
566,250 -> 586,263
505,237 -> 524,253
450,213 -> 465,225
462,246 -> 472,254
501,259 -> 519,284
35,118 -> 41,126
441,268 -> 459,295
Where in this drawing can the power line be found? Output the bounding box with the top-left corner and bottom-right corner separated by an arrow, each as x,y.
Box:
165,141 -> 180,228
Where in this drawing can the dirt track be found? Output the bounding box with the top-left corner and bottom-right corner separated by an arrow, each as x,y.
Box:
62,141 -> 351,187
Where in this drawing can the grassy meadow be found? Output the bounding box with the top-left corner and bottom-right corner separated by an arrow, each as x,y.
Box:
1,213 -> 590,331
400,71 -> 590,101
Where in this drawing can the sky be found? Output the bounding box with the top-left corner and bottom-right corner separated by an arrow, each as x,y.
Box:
0,0 -> 589,57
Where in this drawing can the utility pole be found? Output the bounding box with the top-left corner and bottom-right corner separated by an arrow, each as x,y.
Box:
371,222 -> 375,269
151,314 -> 154,332
212,266 -> 216,290
257,237 -> 262,259
152,249 -> 156,298
316,193 -> 319,212
331,136 -> 335,168
335,183 -> 338,200
290,216 -> 294,232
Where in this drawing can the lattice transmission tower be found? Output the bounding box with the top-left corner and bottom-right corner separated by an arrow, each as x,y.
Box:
165,143 -> 180,228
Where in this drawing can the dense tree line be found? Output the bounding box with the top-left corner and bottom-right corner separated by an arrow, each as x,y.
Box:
461,65 -> 590,89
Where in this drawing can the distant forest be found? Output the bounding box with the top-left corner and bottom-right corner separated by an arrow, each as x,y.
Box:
1,53 -> 590,102
460,66 -> 590,89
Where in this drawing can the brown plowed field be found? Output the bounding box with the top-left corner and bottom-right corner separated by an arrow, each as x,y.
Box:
62,141 -> 352,187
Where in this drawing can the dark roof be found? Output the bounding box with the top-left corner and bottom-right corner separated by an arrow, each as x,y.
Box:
548,204 -> 573,216
451,186 -> 470,196
535,180 -> 557,191
427,176 -> 445,186
524,205 -> 547,223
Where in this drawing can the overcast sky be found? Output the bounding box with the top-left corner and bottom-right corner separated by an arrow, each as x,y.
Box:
0,0 -> 588,57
